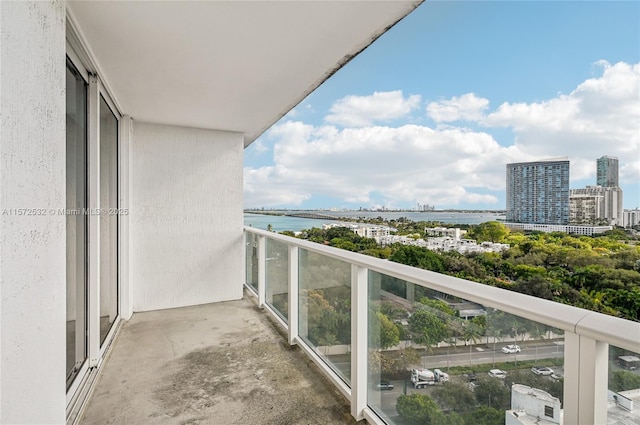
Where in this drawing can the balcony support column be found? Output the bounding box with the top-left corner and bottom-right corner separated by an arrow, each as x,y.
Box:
563,331 -> 608,425
257,235 -> 266,308
288,245 -> 299,345
351,265 -> 368,421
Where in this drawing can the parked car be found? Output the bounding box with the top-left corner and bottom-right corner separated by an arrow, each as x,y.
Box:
501,344 -> 521,354
531,366 -> 554,376
462,372 -> 477,382
488,369 -> 507,379
376,381 -> 394,390
550,372 -> 563,381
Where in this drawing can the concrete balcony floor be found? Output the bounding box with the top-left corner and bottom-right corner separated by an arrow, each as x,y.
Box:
80,294 -> 357,425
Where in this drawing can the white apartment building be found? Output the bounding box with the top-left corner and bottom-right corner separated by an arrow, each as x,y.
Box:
425,226 -> 466,239
322,222 -> 393,238
623,209 -> 640,228
570,186 -> 623,226
569,193 -> 603,224
504,222 -> 613,236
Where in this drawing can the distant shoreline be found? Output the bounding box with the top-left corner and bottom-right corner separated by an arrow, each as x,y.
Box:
245,209 -> 506,216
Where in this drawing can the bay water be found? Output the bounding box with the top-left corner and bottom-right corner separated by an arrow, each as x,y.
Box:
244,211 -> 505,232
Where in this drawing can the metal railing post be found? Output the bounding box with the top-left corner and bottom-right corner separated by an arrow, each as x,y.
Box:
351,265 -> 368,421
257,235 -> 266,308
563,331 -> 608,425
288,245 -> 299,345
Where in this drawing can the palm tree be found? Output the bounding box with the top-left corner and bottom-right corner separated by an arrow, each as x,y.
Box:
462,321 -> 483,366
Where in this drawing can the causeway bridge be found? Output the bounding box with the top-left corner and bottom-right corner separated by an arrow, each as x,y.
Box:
285,212 -> 339,220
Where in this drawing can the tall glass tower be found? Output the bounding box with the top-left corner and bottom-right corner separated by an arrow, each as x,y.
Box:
506,158 -> 570,225
597,156 -> 619,187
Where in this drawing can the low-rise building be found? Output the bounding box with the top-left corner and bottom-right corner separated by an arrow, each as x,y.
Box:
322,222 -> 392,239
425,227 -> 466,239
506,384 -> 562,425
503,222 -> 612,236
506,384 -> 640,425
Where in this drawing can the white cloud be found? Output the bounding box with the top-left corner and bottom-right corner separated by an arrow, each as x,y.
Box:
249,138 -> 269,153
481,61 -> 640,183
244,122 -> 514,209
324,90 -> 421,127
426,93 -> 490,122
244,61 -> 640,209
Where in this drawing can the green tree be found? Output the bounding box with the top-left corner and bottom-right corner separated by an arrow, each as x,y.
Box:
369,310 -> 400,350
471,221 -> 509,243
419,298 -> 457,316
609,370 -> 640,392
329,237 -> 357,251
462,319 -> 484,366
474,378 -> 510,409
408,309 -> 448,349
462,406 -> 505,425
432,382 -> 476,412
396,394 -> 445,425
390,245 -> 445,272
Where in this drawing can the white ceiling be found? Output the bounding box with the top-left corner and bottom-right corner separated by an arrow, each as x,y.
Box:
67,1 -> 421,146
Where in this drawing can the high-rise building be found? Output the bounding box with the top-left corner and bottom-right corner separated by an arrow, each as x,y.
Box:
506,158 -> 570,225
570,186 -> 623,225
597,155 -> 619,187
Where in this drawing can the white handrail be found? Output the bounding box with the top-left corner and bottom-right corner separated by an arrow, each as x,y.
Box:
245,226 -> 640,353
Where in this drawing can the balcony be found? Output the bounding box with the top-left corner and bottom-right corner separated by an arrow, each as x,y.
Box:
78,297 -> 356,425
79,228 -> 640,425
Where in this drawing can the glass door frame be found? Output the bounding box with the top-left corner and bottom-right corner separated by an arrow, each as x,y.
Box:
65,36 -> 124,406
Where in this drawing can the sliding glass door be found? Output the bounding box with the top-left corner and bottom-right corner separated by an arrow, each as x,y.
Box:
66,51 -> 122,395
66,58 -> 88,389
99,96 -> 119,345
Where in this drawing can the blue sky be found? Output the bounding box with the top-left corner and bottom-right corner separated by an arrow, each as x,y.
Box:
245,1 -> 640,210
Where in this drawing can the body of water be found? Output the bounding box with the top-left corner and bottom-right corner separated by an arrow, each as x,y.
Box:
244,211 -> 505,232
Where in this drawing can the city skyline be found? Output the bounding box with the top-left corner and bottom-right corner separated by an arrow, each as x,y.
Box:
244,1 -> 640,211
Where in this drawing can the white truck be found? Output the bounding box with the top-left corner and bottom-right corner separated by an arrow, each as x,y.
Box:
411,368 -> 449,388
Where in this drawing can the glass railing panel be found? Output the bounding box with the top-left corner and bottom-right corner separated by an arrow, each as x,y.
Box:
298,248 -> 351,385
367,272 -> 413,424
265,238 -> 289,321
245,232 -> 258,292
608,345 -> 640,424
367,270 -> 565,425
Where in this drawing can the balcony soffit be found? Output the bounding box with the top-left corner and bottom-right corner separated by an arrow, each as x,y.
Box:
66,1 -> 422,146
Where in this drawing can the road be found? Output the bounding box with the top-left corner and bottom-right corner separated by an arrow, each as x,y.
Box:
325,342 -> 565,377
420,342 -> 564,369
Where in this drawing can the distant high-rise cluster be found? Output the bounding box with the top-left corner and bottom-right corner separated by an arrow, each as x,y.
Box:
506,155 -> 624,227
570,156 -> 623,226
506,158 -> 570,225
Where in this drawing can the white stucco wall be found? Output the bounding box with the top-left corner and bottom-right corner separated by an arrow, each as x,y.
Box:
131,122 -> 244,312
0,1 -> 67,424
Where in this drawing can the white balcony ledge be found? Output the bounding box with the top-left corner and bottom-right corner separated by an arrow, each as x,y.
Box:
79,295 -> 357,425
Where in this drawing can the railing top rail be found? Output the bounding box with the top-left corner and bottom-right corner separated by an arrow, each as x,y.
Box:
245,227 -> 640,353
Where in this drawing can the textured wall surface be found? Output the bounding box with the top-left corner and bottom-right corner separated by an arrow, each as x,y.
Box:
131,122 -> 244,312
0,1 -> 67,423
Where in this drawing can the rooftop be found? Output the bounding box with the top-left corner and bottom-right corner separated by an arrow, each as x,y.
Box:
79,295 -> 356,425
